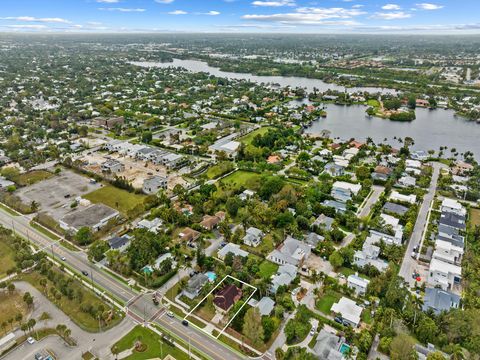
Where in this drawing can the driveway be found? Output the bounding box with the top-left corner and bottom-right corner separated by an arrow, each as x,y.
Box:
357,185 -> 384,218
3,281 -> 135,360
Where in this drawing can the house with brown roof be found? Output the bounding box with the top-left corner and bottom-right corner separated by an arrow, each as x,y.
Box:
179,227 -> 201,242
199,211 -> 226,230
349,140 -> 365,149
213,284 -> 242,313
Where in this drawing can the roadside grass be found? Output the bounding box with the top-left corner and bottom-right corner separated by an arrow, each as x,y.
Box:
0,203 -> 20,216
0,241 -> 16,278
469,208 -> 480,228
238,127 -> 275,145
0,291 -> 29,332
316,291 -> 342,314
258,260 -> 278,279
30,221 -> 60,240
19,270 -> 123,333
83,185 -> 146,216
168,304 -> 206,329
112,325 -> 190,360
59,239 -> 80,252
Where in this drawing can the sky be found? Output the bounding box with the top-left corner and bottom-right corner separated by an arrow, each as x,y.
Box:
0,0 -> 479,34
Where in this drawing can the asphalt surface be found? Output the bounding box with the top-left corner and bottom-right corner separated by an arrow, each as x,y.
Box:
0,208 -> 246,360
358,185 -> 385,218
398,162 -> 445,284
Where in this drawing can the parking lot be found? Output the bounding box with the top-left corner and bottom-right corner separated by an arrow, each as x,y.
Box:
16,169 -> 101,220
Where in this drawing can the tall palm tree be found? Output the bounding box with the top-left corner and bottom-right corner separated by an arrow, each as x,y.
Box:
450,344 -> 466,360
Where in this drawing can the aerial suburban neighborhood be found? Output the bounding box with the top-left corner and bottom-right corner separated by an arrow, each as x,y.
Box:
1,3 -> 480,360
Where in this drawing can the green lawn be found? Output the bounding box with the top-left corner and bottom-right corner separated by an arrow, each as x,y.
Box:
361,309 -> 372,324
0,241 -> 16,277
367,99 -> 380,107
259,260 -> 278,279
316,291 -> 342,314
470,208 -> 480,228
0,203 -> 19,216
20,270 -> 123,332
218,170 -> 262,190
238,127 -> 275,145
205,161 -> 235,180
112,325 -> 190,360
83,185 -> 146,216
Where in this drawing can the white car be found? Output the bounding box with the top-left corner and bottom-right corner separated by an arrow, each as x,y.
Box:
167,311 -> 174,318
27,337 -> 35,344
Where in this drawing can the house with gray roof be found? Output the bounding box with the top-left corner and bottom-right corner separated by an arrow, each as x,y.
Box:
218,243 -> 248,260
313,329 -> 345,360
312,214 -> 334,230
243,227 -> 264,248
143,175 -> 167,194
248,297 -> 275,316
422,287 -> 461,315
270,264 -> 297,294
383,202 -> 409,216
183,273 -> 209,299
267,236 -> 311,268
322,200 -> 347,213
353,242 -> 389,273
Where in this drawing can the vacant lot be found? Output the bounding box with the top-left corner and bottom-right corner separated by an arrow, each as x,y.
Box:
259,261 -> 278,279
219,170 -> 262,190
112,325 -> 189,360
0,291 -> 29,332
470,208 -> 480,228
20,270 -> 123,332
238,127 -> 275,145
83,184 -> 146,216
16,169 -> 101,220
17,170 -> 54,186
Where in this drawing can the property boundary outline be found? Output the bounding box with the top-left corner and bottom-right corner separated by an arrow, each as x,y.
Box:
183,274 -> 257,338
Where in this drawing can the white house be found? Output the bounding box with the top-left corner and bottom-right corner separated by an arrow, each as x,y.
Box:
331,297 -> 363,327
428,258 -> 462,291
432,239 -> 463,266
347,274 -> 370,296
267,236 -> 311,268
243,227 -> 264,247
441,198 -> 467,217
389,191 -> 417,204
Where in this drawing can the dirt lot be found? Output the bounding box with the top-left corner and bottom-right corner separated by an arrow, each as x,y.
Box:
16,169 -> 101,220
81,151 -> 188,190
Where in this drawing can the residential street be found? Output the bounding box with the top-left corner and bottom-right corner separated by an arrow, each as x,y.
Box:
357,185 -> 385,218
398,162 -> 446,284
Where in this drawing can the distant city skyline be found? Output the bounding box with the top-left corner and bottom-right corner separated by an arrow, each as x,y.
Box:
1,0 -> 479,34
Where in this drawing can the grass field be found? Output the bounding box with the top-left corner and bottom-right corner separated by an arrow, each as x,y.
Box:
112,325 -> 189,360
0,241 -> 16,277
238,127 -> 275,145
219,170 -> 262,190
470,208 -> 480,228
316,291 -> 342,314
20,270 -> 123,332
205,161 -> 235,180
83,185 -> 146,216
0,291 -> 29,334
17,170 -> 53,186
259,260 -> 278,279
0,203 -> 19,216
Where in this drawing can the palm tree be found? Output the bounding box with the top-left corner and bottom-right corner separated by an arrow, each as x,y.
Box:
450,344 -> 466,360
412,295 -> 424,327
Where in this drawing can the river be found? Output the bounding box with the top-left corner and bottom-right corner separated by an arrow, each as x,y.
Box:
130,59 -> 480,158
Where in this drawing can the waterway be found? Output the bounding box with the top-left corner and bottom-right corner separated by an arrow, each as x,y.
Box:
130,59 -> 480,158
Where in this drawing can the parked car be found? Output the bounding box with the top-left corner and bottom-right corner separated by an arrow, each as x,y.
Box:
60,256 -> 66,261
334,317 -> 343,324
167,311 -> 174,318
34,354 -> 44,360
27,337 -> 35,344
81,270 -> 89,276
182,320 -> 189,326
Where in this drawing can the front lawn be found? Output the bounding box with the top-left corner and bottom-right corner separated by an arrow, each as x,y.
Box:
83,185 -> 146,217
219,170 -> 262,190
470,208 -> 480,228
316,291 -> 342,314
259,260 -> 278,279
112,325 -> 189,360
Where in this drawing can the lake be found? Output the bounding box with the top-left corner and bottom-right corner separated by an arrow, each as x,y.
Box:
130,59 -> 480,159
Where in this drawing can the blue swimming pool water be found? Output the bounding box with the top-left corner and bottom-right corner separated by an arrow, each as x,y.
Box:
339,343 -> 350,354
205,271 -> 217,282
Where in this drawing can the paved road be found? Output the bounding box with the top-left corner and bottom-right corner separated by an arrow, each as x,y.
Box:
398,162 -> 445,284
0,208 -> 245,360
358,185 -> 384,218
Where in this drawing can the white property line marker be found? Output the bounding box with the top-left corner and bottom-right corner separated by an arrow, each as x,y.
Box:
183,274 -> 257,339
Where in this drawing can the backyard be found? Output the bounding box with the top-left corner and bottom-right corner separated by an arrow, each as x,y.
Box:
83,184 -> 146,217
112,325 -> 189,360
259,260 -> 278,279
238,127 -> 275,146
316,290 -> 342,314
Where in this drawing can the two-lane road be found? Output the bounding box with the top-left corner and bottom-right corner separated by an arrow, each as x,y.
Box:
0,207 -> 245,360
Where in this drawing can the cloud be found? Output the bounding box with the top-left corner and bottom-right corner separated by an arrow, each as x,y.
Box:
0,16 -> 71,23
98,7 -> 146,12
4,24 -> 48,29
96,0 -> 120,3
382,4 -> 401,10
242,7 -> 366,24
371,11 -> 411,20
154,0 -> 175,3
204,11 -> 221,16
168,10 -> 187,15
251,0 -> 296,7
415,3 -> 444,10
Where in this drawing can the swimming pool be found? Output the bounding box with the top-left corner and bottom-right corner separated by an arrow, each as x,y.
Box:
339,343 -> 350,354
205,271 -> 217,282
